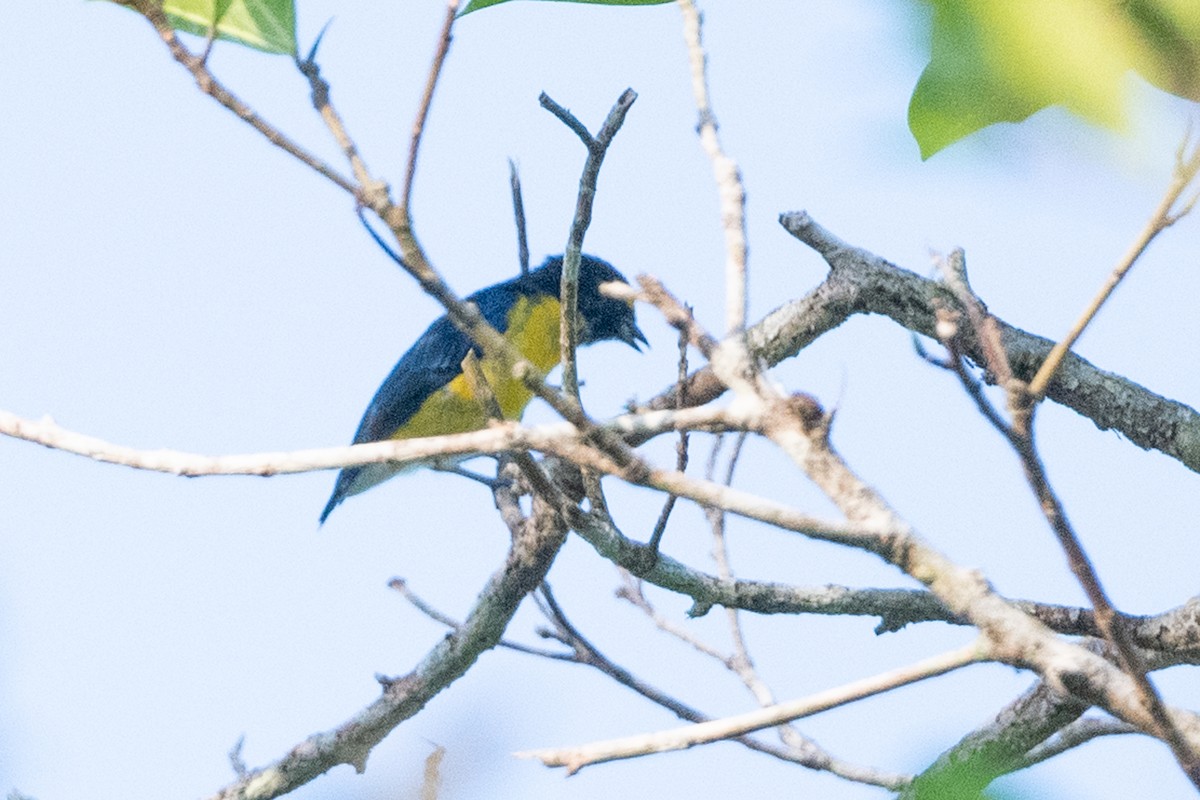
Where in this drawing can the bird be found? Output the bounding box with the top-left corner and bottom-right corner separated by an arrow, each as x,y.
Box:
319,254 -> 646,524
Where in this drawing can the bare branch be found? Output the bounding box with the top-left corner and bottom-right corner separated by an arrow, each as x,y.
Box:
647,320 -> 693,553
933,253 -> 1200,781
677,0 -> 748,335
389,578 -> 571,661
0,405 -> 728,479
538,584 -> 910,789
205,468 -> 567,800
517,641 -> 984,773
112,0 -> 357,195
509,159 -> 530,275
540,88 -> 638,403
1018,717 -> 1139,769
628,210 -> 1200,477
295,38 -> 388,205
1028,133 -> 1200,401
402,1 -> 460,210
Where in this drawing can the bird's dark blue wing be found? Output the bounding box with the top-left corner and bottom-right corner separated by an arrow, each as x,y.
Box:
351,281 -> 528,443
319,282 -> 530,523
349,315 -> 473,445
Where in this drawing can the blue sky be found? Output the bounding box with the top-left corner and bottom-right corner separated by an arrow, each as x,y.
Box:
3,2 -> 1199,799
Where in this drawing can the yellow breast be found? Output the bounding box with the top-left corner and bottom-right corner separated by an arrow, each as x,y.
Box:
391,295 -> 563,441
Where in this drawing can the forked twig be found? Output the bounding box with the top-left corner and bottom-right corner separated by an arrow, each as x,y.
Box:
930,250 -> 1200,786
539,89 -> 638,404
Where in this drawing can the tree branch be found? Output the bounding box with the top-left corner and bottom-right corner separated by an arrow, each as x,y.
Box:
536,584 -> 910,789
931,251 -> 1200,784
639,211 -> 1200,477
1028,133 -> 1200,400
114,0 -> 357,196
205,468 -> 568,800
629,261 -> 1200,761
517,641 -> 984,773
677,0 -> 748,335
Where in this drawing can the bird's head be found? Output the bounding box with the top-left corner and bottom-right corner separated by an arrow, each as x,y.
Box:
535,254 -> 647,350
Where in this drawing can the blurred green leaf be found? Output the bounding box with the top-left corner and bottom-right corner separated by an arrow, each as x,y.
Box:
135,0 -> 297,55
910,0 -> 1200,159
1125,0 -> 1200,98
463,0 -> 673,15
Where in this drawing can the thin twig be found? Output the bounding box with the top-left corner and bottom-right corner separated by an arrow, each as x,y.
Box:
533,585 -> 909,789
932,253 -> 1200,786
1017,717 -> 1140,769
459,351 -> 560,504
357,206 -> 409,269
540,88 -> 637,511
509,159 -> 530,275
936,248 -> 1012,387
228,736 -> 248,779
537,584 -> 722,713
647,319 -> 692,552
197,0 -> 232,65
537,94 -> 593,146
421,745 -> 446,800
518,641 -> 985,773
677,0 -> 748,335
1012,426 -> 1200,784
388,578 -> 571,661
403,0 -> 460,210
923,285 -> 1020,450
205,464 -> 569,800
702,433 -> 826,765
115,0 -> 357,196
1027,133 -> 1200,401
539,88 -> 638,404
707,434 -> 778,707
617,574 -> 729,662
296,35 -> 386,203
460,350 -> 503,420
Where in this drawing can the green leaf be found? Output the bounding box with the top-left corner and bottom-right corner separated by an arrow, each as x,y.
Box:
1124,0 -> 1200,99
155,0 -> 297,55
909,0 -> 1200,159
462,0 -> 674,15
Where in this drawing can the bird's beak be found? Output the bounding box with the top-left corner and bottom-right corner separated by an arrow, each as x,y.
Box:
622,319 -> 649,351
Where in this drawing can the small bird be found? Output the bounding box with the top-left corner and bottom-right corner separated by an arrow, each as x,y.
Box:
319,254 -> 646,523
